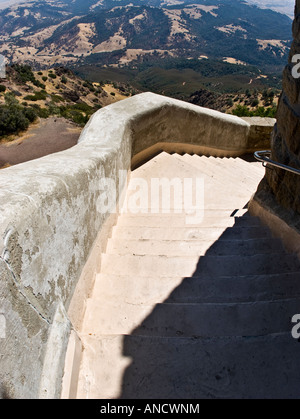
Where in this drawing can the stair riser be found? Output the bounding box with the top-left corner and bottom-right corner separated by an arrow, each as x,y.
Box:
188,160 -> 263,188
101,254 -> 298,277
120,209 -> 249,217
122,200 -> 253,213
116,216 -> 262,228
106,238 -> 283,256
111,226 -> 272,241
83,299 -> 300,337
177,154 -> 261,190
198,155 -> 264,179
92,273 -> 300,305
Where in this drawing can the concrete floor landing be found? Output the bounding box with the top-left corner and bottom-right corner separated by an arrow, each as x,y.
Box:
76,152 -> 300,399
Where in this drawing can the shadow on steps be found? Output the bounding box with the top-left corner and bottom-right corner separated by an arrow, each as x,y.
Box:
117,213 -> 300,399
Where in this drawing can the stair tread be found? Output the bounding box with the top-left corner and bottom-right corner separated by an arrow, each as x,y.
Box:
200,154 -> 264,176
91,272 -> 300,304
112,225 -> 274,241
106,236 -> 284,256
77,332 -> 299,399
116,215 -> 262,228
178,154 -> 263,186
101,252 -> 299,277
82,297 -> 300,338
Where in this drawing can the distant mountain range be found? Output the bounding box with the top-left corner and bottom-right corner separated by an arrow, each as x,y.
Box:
0,0 -> 293,73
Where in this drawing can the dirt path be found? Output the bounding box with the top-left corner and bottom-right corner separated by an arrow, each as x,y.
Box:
0,117 -> 82,168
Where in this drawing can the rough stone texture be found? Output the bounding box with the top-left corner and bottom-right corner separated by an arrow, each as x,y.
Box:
241,117 -> 275,151
253,1 -> 300,227
0,92 -> 275,399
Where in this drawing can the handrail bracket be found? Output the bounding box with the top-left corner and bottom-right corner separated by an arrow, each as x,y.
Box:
254,150 -> 300,176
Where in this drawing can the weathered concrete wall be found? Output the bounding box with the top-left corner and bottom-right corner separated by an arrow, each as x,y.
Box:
0,129 -> 129,398
250,1 -> 300,244
0,92 -> 274,398
241,117 -> 276,152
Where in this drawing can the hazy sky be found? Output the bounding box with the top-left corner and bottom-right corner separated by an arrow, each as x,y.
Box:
0,0 -> 296,16
246,0 -> 295,18
0,0 -> 24,8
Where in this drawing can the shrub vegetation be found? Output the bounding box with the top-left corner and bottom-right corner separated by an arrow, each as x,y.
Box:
0,93 -> 38,136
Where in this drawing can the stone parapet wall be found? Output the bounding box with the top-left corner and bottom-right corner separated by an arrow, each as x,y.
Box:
0,138 -> 125,398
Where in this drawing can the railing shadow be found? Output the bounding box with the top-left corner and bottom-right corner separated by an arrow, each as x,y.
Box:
118,213 -> 300,399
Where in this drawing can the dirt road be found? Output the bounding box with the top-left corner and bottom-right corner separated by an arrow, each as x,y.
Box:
0,117 -> 82,168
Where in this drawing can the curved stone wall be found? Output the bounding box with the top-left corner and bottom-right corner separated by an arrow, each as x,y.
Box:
0,92 -> 273,398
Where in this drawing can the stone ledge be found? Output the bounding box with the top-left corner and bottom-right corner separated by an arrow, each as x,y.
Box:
241,117 -> 275,151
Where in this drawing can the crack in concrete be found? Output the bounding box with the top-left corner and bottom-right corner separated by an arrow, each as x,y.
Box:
0,252 -> 50,325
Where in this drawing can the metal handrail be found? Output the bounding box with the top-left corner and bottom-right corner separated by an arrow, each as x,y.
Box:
254,150 -> 300,176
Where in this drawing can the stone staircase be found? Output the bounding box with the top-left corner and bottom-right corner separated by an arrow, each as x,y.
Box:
76,152 -> 300,399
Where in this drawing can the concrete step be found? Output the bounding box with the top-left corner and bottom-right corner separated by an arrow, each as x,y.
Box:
122,202 -> 252,213
231,157 -> 266,176
174,154 -> 259,193
197,155 -> 263,188
208,155 -> 264,177
165,273 -> 300,304
82,297 -> 300,337
127,153 -> 255,209
190,154 -> 263,183
106,237 -> 284,257
111,225 -> 273,241
213,156 -> 265,179
91,272 -> 300,305
77,332 -> 300,399
101,253 -> 299,277
116,214 -> 262,228
130,151 -> 204,183
123,189 -> 251,213
120,208 -> 250,218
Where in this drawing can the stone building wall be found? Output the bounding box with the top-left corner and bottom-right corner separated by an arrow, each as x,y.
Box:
253,0 -> 300,232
